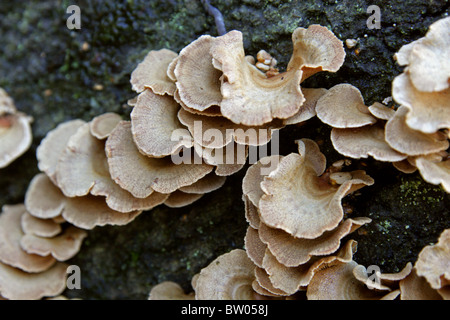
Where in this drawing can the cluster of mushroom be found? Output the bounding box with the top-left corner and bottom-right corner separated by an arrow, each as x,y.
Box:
314,17 -> 450,193
128,24 -> 346,179
389,16 -> 450,192
0,204 -> 86,300
150,229 -> 450,300
0,88 -> 33,168
239,138 -> 376,298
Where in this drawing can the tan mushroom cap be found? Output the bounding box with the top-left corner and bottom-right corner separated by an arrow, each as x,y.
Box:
131,89 -> 193,157
331,125 -> 407,162
315,83 -> 377,128
399,268 -> 443,300
283,88 -> 328,125
106,120 -> 213,198
415,228 -> 450,290
62,195 -> 142,230
55,122 -> 111,197
242,155 -> 284,207
0,112 -> 33,168
258,217 -> 371,267
164,191 -> 203,208
413,157 -> 450,193
258,139 -> 374,239
89,112 -> 122,140
195,249 -> 257,300
20,226 -> 87,261
243,195 -> 260,230
407,16 -> 450,92
0,204 -> 56,273
245,226 -> 267,268
174,35 -> 222,111
178,107 -> 283,148
211,30 -> 304,126
148,281 -> 194,300
36,119 -> 86,185
307,260 -> 394,300
21,211 -> 62,238
130,48 -> 178,95
392,72 -> 450,134
178,172 -> 226,194
288,25 -> 346,81
25,173 -> 66,219
385,106 -> 449,156
368,102 -> 395,120
258,239 -> 357,295
0,261 -> 67,300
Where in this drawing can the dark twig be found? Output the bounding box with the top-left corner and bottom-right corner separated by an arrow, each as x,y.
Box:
200,0 -> 227,36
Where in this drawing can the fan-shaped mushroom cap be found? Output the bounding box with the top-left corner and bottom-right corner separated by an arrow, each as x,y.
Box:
368,102 -> 395,120
106,121 -> 213,198
258,217 -> 371,267
20,226 -> 87,261
385,106 -> 448,156
164,191 -> 203,208
130,49 -> 178,95
21,211 -> 62,238
392,72 -> 450,134
0,261 -> 67,300
399,268 -> 443,300
242,155 -> 284,207
62,195 -> 142,230
148,281 -> 194,300
195,249 -> 257,300
178,172 -> 226,194
257,239 -> 357,295
406,16 -> 450,92
0,112 -> 33,168
131,89 -> 193,157
316,84 -> 377,128
211,30 -> 304,126
89,112 -> 122,140
36,119 -> 86,185
414,157 -> 450,193
415,228 -> 450,290
174,35 -> 222,111
258,139 -> 374,239
0,204 -> 56,273
288,25 -> 346,81
307,260 -> 394,300
25,173 -> 66,219
331,125 -> 407,162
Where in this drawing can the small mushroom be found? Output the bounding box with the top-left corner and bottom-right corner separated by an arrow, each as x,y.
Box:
131,89 -> 193,158
195,249 -> 258,300
20,211 -> 62,238
0,261 -> 67,300
89,112 -> 122,140
130,48 -> 178,96
415,228 -> 450,291
0,204 -> 56,273
148,281 -> 194,300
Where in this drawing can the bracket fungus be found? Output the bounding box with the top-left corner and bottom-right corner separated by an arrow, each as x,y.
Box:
0,88 -> 33,168
0,204 -> 74,300
239,139 -> 373,297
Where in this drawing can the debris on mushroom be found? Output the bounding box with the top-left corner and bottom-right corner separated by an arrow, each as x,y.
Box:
0,88 -> 33,168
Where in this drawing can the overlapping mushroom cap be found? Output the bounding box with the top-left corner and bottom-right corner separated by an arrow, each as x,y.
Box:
0,88 -> 33,168
239,139 -> 374,297
0,204 -> 83,300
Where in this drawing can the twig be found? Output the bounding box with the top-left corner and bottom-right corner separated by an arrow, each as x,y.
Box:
200,0 -> 227,36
